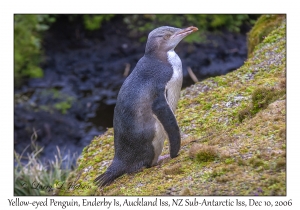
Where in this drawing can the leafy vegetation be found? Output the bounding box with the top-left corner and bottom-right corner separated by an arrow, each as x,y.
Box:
124,14 -> 258,43
83,14 -> 115,30
14,15 -> 56,86
36,89 -> 74,114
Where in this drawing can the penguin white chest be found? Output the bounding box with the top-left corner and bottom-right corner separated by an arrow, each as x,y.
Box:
151,50 -> 183,165
166,50 -> 183,111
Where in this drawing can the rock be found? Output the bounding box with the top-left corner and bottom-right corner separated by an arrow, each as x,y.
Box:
25,115 -> 35,122
52,81 -> 66,88
104,98 -> 117,105
28,79 -> 48,88
14,121 -> 25,129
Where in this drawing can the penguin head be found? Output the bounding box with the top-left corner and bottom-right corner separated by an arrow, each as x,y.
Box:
145,26 -> 198,55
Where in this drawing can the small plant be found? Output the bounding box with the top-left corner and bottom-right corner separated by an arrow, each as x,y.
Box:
224,158 -> 235,164
14,15 -> 56,86
179,187 -> 191,195
238,87 -> 285,122
275,158 -> 286,171
248,157 -> 265,169
211,167 -> 228,178
189,144 -> 219,163
54,99 -> 73,114
83,15 -> 115,30
189,143 -> 202,158
203,102 -> 213,111
238,106 -> 252,122
163,163 -> 183,175
36,89 -> 75,114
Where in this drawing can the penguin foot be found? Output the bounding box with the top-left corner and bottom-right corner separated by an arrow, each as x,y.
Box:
157,154 -> 170,165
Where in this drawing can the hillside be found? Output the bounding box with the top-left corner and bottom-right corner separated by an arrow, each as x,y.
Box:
58,15 -> 286,196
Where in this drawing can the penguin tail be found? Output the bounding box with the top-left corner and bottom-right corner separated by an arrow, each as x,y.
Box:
94,161 -> 126,187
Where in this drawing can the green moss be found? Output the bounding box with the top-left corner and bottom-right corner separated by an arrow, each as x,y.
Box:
189,144 -> 220,164
247,14 -> 285,55
275,158 -> 286,171
238,87 -> 285,122
237,158 -> 247,166
163,163 -> 183,175
249,157 -> 265,168
252,87 -> 285,113
224,158 -> 235,164
213,76 -> 229,86
195,146 -> 219,163
238,106 -> 252,122
202,102 -> 213,111
211,167 -> 228,178
54,100 -> 73,114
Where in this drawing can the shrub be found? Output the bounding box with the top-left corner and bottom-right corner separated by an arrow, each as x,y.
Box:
83,14 -> 115,30
14,15 -> 55,86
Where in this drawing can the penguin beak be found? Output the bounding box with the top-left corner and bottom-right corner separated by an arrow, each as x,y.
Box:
173,26 -> 198,38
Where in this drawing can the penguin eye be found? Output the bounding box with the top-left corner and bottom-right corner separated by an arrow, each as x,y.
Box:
163,34 -> 171,40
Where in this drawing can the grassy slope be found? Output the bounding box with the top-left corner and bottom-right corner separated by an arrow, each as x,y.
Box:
59,15 -> 286,196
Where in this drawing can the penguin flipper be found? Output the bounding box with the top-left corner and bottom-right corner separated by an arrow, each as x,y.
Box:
152,92 -> 181,158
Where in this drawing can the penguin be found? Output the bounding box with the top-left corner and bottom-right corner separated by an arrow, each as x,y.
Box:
94,25 -> 198,187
